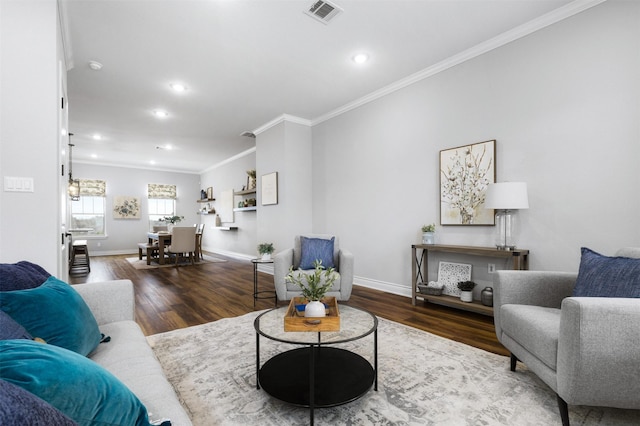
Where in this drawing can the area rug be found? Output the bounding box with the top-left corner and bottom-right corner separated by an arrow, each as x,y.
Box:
126,255 -> 227,270
147,311 -> 638,426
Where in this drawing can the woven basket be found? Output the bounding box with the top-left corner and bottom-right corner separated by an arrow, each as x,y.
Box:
417,282 -> 444,296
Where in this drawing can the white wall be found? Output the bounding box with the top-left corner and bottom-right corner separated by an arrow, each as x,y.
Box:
0,1 -> 63,273
74,163 -> 200,255
199,150 -> 257,258
309,1 -> 640,295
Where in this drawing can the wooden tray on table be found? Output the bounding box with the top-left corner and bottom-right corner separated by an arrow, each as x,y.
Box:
284,296 -> 340,332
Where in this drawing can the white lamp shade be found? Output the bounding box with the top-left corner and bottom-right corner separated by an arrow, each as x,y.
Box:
484,182 -> 529,210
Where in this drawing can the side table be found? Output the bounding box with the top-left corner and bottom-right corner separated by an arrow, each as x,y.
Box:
252,258 -> 277,307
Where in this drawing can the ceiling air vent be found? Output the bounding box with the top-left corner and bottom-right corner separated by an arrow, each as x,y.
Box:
305,0 -> 343,24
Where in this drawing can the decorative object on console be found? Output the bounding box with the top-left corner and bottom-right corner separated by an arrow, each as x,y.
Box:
421,223 -> 436,244
484,181 -> 529,250
457,280 -> 476,302
438,261 -> 472,297
257,243 -> 275,261
440,140 -> 495,225
417,281 -> 444,295
481,286 -> 494,306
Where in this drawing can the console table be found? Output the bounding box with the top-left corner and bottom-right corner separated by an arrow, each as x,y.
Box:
411,244 -> 529,316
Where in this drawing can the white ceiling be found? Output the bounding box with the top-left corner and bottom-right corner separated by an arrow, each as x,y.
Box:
63,0 -> 577,174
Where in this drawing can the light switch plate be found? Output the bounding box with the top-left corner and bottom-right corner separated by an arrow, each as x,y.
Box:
4,176 -> 34,192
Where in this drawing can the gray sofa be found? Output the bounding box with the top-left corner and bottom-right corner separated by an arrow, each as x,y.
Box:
274,234 -> 354,301
493,247 -> 640,426
75,280 -> 192,425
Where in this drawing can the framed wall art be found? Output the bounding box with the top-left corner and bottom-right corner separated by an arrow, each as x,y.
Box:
440,139 -> 495,225
113,196 -> 140,219
438,261 -> 472,297
261,172 -> 278,206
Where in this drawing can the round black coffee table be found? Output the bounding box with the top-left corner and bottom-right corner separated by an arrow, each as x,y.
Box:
254,305 -> 378,425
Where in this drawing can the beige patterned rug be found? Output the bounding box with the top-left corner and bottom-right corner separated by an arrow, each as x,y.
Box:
126,255 -> 227,270
148,311 -> 638,426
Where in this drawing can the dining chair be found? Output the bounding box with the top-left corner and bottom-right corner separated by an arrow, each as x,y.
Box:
195,224 -> 205,261
167,226 -> 197,266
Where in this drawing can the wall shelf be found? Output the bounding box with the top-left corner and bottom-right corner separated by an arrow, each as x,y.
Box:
234,206 -> 256,212
197,198 -> 215,203
234,189 -> 256,196
215,226 -> 238,231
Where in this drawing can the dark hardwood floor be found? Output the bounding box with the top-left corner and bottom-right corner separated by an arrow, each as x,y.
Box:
69,253 -> 508,356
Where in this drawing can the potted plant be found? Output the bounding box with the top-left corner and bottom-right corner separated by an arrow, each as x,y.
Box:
257,242 -> 275,261
160,215 -> 184,231
421,223 -> 436,244
457,280 -> 476,302
285,260 -> 337,317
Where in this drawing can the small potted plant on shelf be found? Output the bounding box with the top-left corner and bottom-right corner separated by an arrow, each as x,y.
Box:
285,260 -> 337,318
247,169 -> 257,190
421,223 -> 436,244
457,280 -> 476,303
257,242 -> 275,261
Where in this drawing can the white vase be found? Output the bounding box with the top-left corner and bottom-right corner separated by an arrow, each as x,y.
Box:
304,300 -> 326,317
460,291 -> 473,303
261,253 -> 271,261
422,232 -> 435,244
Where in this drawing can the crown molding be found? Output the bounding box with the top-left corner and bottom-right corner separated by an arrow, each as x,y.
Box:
311,0 -> 607,126
252,114 -> 311,136
199,147 -> 256,174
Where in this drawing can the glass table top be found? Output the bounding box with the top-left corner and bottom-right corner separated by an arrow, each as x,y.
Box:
254,304 -> 378,345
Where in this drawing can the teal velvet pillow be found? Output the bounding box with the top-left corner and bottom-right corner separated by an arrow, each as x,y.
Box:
0,340 -> 153,426
572,247 -> 640,297
0,276 -> 101,356
299,236 -> 335,270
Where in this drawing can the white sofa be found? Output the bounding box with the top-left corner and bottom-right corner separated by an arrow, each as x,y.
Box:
75,279 -> 192,426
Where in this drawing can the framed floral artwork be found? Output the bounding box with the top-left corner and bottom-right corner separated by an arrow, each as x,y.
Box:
440,140 -> 495,225
113,196 -> 140,219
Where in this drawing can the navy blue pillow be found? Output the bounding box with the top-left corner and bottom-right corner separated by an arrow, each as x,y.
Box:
0,379 -> 78,425
0,276 -> 102,356
0,340 -> 154,426
0,311 -> 32,341
0,261 -> 50,291
572,247 -> 640,297
299,237 -> 335,270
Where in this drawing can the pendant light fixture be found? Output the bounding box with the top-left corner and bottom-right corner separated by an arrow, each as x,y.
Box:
68,133 -> 80,201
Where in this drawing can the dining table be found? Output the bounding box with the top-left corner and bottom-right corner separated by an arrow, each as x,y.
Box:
147,232 -> 172,265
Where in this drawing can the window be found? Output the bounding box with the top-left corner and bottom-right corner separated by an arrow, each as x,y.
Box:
148,183 -> 177,230
70,179 -> 106,236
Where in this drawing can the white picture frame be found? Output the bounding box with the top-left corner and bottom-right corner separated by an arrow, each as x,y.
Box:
261,172 -> 278,206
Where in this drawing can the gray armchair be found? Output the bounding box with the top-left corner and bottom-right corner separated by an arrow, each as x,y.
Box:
273,234 -> 354,301
493,247 -> 640,426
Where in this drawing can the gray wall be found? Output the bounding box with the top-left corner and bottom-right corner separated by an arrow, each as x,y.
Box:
74,163 -> 200,255
199,150 -> 258,258
307,0 -> 640,296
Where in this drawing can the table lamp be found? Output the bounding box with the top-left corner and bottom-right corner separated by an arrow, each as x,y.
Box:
484,182 -> 529,250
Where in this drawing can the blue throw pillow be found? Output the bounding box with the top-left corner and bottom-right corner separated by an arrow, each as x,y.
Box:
0,340 -> 153,426
0,378 -> 78,426
0,261 -> 50,291
299,236 -> 335,270
572,247 -> 640,297
0,276 -> 101,356
0,311 -> 33,341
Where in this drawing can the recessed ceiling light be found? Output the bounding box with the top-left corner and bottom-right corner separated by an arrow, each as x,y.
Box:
170,83 -> 187,92
149,160 -> 156,165
352,53 -> 369,64
153,110 -> 169,118
88,60 -> 103,71
90,154 -> 98,159
92,134 -> 102,140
